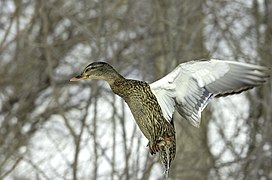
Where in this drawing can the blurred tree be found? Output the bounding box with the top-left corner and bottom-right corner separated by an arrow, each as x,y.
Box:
147,0 -> 213,179
242,0 -> 272,179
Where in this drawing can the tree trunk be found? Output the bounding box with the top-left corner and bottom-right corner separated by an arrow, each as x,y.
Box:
150,0 -> 213,179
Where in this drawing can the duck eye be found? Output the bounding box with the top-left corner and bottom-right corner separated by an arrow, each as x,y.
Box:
84,65 -> 99,73
85,68 -> 91,73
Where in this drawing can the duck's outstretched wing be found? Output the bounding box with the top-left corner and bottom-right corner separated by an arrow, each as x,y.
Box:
150,59 -> 270,127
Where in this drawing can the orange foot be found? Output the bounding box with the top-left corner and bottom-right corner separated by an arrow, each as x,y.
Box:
147,136 -> 173,155
147,141 -> 160,155
164,136 -> 172,142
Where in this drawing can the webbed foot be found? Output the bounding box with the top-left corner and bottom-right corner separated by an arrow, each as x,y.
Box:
147,141 -> 160,155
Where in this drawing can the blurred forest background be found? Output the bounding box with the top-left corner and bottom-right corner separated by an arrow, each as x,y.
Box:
0,0 -> 271,179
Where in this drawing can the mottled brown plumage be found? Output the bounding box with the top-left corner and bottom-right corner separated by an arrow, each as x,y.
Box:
111,78 -> 176,175
70,62 -> 176,176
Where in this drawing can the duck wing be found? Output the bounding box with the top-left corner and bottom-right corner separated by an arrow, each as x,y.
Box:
150,59 -> 270,127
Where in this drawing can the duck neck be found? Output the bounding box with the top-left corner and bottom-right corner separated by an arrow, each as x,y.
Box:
104,69 -> 125,85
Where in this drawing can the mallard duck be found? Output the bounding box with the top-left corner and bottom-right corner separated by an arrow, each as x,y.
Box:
70,59 -> 270,177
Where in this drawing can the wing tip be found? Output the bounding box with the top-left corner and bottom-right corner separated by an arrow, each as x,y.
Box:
187,114 -> 201,128
189,120 -> 200,128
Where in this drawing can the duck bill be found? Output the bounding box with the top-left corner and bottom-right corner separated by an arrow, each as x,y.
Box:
70,74 -> 88,81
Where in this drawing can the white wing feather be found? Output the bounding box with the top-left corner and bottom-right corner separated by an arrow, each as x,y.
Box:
150,59 -> 270,127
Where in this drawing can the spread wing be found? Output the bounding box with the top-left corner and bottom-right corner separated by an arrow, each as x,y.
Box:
150,59 -> 270,127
